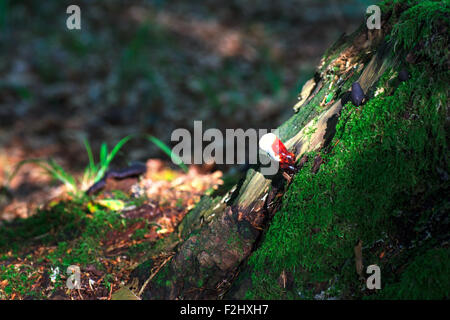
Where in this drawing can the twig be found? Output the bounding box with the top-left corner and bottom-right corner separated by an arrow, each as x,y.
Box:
77,289 -> 84,300
108,284 -> 113,300
138,255 -> 173,297
32,232 -> 50,241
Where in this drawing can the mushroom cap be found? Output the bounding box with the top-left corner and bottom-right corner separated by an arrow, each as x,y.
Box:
259,133 -> 281,162
260,133 -> 296,173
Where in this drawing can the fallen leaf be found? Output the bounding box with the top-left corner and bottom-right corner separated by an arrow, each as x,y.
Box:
156,228 -> 169,234
0,279 -> 8,288
111,286 -> 141,300
96,199 -> 126,211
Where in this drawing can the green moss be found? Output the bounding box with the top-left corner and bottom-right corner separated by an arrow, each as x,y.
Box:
373,248 -> 450,299
153,263 -> 171,286
389,0 -> 449,67
45,238 -> 101,269
0,196 -> 145,297
226,232 -> 246,250
0,201 -> 86,250
245,0 -> 449,299
0,264 -> 44,299
248,61 -> 448,298
379,0 -> 450,67
131,227 -> 148,241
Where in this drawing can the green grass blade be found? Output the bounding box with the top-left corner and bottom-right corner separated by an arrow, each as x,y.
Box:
106,135 -> 132,165
99,142 -> 108,167
43,159 -> 77,191
6,158 -> 77,193
147,135 -> 188,173
83,138 -> 96,173
94,136 -> 132,183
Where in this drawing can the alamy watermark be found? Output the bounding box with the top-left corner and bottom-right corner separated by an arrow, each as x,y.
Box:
66,265 -> 81,289
366,5 -> 381,30
66,5 -> 81,30
171,121 -> 280,175
366,264 -> 381,290
66,4 -> 381,31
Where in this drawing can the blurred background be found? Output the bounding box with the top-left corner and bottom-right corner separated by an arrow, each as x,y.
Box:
0,0 -> 374,215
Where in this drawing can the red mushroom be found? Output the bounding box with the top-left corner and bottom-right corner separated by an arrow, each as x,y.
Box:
259,133 -> 297,179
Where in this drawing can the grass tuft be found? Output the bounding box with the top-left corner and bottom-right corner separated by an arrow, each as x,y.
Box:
7,136 -> 132,197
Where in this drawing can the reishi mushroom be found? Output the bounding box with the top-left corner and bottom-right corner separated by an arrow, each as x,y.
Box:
259,133 -> 297,181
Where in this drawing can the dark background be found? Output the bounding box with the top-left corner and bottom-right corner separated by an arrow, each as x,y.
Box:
0,0 -> 373,194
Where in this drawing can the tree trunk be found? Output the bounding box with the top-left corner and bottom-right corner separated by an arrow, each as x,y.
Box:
114,1 -> 448,300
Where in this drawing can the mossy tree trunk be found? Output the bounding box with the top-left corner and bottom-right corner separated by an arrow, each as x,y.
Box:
117,0 -> 449,300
